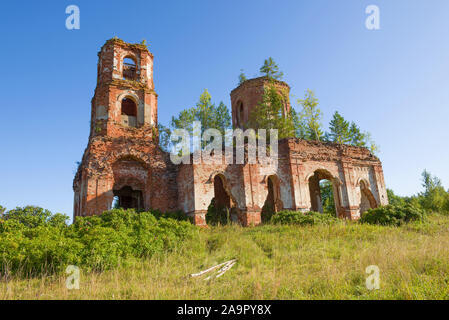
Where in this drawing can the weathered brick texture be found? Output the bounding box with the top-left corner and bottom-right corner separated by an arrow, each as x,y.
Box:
74,39 -> 388,226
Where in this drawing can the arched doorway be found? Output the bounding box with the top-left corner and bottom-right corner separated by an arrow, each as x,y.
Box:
261,175 -> 282,222
236,101 -> 244,128
308,169 -> 341,216
206,174 -> 236,225
359,180 -> 377,214
111,157 -> 147,211
112,186 -> 143,210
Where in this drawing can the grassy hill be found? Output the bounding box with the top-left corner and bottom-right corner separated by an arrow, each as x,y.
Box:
1,214 -> 449,300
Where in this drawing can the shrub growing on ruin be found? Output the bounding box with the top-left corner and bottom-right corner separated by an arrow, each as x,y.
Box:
360,204 -> 425,226
270,210 -> 339,226
206,199 -> 231,226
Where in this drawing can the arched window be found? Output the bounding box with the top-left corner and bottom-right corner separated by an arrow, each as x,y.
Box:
123,57 -> 137,80
236,101 -> 244,128
121,97 -> 137,127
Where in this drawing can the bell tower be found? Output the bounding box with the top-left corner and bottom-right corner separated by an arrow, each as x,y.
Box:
73,39 -> 178,219
92,38 -> 158,137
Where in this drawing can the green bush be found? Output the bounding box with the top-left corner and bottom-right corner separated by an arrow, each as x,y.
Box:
206,199 -> 231,226
271,210 -> 339,226
0,223 -> 83,276
150,209 -> 189,221
2,206 -> 69,228
261,204 -> 275,224
0,207 -> 197,276
360,204 -> 425,226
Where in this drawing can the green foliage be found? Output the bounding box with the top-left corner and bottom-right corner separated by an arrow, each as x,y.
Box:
150,209 -> 190,221
271,210 -> 339,226
238,69 -> 247,85
419,170 -> 449,213
290,108 -> 306,139
206,199 -> 231,226
360,204 -> 425,226
261,203 -> 275,224
320,181 -> 336,216
327,111 -> 351,144
5,214 -> 449,299
296,89 -> 323,141
323,111 -> 379,154
171,89 -> 231,136
2,206 -> 68,228
158,123 -> 172,152
348,122 -> 366,147
386,171 -> 449,216
387,189 -> 407,207
0,207 -> 197,276
349,123 -> 380,154
259,57 -> 283,80
248,84 -> 295,139
169,89 -> 231,151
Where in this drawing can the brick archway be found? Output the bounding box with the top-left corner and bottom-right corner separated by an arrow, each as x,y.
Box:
307,169 -> 342,216
111,157 -> 148,210
261,175 -> 283,222
206,173 -> 239,225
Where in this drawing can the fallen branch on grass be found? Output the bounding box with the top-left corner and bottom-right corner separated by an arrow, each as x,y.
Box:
190,259 -> 237,280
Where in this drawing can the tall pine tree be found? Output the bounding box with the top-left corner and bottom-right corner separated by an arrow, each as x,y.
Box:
260,57 -> 284,80
169,89 -> 232,150
328,111 -> 351,144
238,69 -> 247,85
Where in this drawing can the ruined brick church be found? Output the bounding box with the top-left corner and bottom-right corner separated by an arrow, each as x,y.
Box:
73,39 -> 388,226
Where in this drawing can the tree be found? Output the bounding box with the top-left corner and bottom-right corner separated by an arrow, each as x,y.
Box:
248,84 -> 295,139
327,111 -> 351,144
158,123 -> 172,152
2,206 -> 68,228
260,57 -> 284,80
238,69 -> 247,85
249,59 -> 294,138
290,108 -> 308,139
320,180 -> 336,216
320,111 -> 379,154
170,89 -> 232,148
0,205 -> 5,218
418,170 -> 448,212
347,122 -> 379,154
363,132 -> 379,155
386,189 -> 407,207
348,122 -> 366,147
297,89 -> 323,141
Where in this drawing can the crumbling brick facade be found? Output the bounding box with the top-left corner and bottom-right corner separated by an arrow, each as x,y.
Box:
74,39 -> 388,225
73,39 -> 178,217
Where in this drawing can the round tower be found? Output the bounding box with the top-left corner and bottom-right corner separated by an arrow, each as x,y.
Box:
230,76 -> 291,129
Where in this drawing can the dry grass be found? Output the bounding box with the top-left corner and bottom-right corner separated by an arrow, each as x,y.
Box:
1,214 -> 449,300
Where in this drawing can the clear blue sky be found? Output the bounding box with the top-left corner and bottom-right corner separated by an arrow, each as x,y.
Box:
1,0 -> 448,216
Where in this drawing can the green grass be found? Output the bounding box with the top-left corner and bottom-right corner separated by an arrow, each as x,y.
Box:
1,214 -> 449,300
